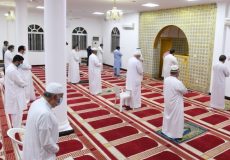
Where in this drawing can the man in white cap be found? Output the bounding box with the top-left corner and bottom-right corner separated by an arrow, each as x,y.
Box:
125,50 -> 143,109
162,65 -> 188,139
23,82 -> 64,160
88,47 -> 102,95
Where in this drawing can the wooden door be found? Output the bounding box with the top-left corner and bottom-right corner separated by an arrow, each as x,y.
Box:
159,38 -> 172,78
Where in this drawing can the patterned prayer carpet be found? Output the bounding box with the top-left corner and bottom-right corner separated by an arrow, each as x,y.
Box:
0,65 -> 230,159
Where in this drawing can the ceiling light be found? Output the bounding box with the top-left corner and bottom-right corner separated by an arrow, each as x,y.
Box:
142,3 -> 159,8
4,13 -> 9,16
106,0 -> 123,20
36,6 -> 44,9
93,12 -> 104,15
4,10 -> 15,21
187,0 -> 198,1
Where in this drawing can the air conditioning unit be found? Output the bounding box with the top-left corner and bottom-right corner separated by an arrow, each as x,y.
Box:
122,23 -> 134,30
225,17 -> 230,26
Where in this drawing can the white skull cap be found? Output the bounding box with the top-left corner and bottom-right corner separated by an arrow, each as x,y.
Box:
91,47 -> 98,51
170,65 -> 179,72
46,82 -> 64,94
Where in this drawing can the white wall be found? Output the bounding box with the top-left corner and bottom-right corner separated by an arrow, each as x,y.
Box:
211,2 -> 230,97
0,9 -> 103,65
102,13 -> 139,69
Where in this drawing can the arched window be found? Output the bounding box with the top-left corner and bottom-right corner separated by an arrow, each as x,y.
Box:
111,27 -> 120,52
72,27 -> 87,50
28,24 -> 44,51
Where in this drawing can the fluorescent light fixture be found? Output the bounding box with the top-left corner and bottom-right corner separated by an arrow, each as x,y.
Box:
142,3 -> 159,7
93,12 -> 104,15
36,6 -> 44,9
4,13 -> 9,16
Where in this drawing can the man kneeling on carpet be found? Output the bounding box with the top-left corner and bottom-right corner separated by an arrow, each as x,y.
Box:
23,82 -> 64,160
162,65 -> 188,139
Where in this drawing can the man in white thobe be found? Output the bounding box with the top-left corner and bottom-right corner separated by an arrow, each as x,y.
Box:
17,45 -> 36,102
162,49 -> 178,79
162,65 -> 188,139
4,45 -> 15,69
4,55 -> 27,128
125,51 -> 143,109
88,48 -> 102,95
97,44 -> 104,71
68,45 -> 80,84
23,82 -> 64,160
210,55 -> 230,109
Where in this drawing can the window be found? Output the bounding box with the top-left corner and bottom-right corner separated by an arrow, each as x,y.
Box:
72,27 -> 87,50
111,27 -> 120,52
28,24 -> 44,51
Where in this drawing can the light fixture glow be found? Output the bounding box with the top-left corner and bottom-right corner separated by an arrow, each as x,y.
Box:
4,10 -> 15,21
106,0 -> 123,20
4,13 -> 9,16
93,12 -> 104,15
142,3 -> 159,8
187,0 -> 198,1
36,6 -> 44,9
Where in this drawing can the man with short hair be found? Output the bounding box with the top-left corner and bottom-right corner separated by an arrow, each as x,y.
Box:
23,82 -> 64,160
210,55 -> 230,109
125,50 -> 143,109
113,46 -> 122,77
17,45 -> 36,102
4,55 -> 27,128
162,65 -> 188,139
2,41 -> 9,61
162,49 -> 178,79
86,46 -> 92,66
4,45 -> 15,69
88,48 -> 102,95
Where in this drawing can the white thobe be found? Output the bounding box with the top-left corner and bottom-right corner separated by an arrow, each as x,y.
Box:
97,46 -> 104,70
125,57 -> 143,108
4,50 -> 15,69
17,53 -> 36,102
210,62 -> 230,109
162,54 -> 178,78
88,54 -> 102,95
4,63 -> 27,127
23,98 -> 59,160
162,76 -> 187,138
68,49 -> 80,83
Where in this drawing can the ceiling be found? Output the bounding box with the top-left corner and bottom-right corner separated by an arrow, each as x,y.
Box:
0,0 -> 227,19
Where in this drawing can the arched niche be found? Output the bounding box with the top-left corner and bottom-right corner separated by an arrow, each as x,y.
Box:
153,25 -> 189,78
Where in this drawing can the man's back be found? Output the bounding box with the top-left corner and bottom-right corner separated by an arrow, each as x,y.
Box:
213,62 -> 230,83
163,54 -> 178,78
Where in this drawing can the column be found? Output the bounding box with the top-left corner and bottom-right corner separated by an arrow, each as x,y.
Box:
15,0 -> 28,47
44,0 -> 73,134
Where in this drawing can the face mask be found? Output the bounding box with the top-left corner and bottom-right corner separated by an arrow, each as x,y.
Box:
57,97 -> 63,106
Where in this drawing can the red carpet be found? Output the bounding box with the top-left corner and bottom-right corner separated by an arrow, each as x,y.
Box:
68,98 -> 91,104
71,103 -> 100,111
185,108 -> 208,116
79,110 -> 110,119
201,114 -> 229,125
148,83 -> 162,86
133,109 -> 161,118
148,117 -> 163,127
186,134 -> 225,152
100,126 -> 139,141
141,89 -> 152,93
101,93 -> 115,99
184,92 -> 199,98
144,151 -> 182,160
116,137 -> 158,157
67,93 -> 83,98
142,93 -> 162,98
194,96 -> 210,102
223,125 -> 230,132
76,155 -> 96,160
57,139 -> 83,156
89,117 -> 123,129
214,149 -> 230,160
154,98 -> 164,103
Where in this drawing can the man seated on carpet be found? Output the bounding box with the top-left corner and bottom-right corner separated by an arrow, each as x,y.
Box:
162,65 -> 188,139
23,82 -> 64,160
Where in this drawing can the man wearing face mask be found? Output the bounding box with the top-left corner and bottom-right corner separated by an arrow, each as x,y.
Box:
4,55 -> 27,128
23,82 -> 64,160
17,45 -> 36,103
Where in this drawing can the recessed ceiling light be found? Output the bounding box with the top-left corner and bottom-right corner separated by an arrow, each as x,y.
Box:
4,13 -> 9,16
36,6 -> 44,9
93,12 -> 104,15
142,3 -> 159,8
